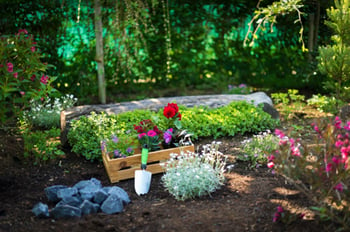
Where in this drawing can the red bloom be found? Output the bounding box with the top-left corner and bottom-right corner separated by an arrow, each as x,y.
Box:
167,103 -> 179,114
163,106 -> 176,119
40,74 -> 49,85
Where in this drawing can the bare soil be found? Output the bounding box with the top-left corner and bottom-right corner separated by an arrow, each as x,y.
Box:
0,118 -> 335,232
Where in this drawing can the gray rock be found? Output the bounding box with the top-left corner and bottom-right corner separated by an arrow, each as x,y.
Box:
56,196 -> 83,208
80,200 -> 100,215
51,205 -> 81,219
93,189 -> 109,204
57,187 -> 78,199
44,185 -> 67,202
100,194 -> 123,214
106,186 -> 131,204
74,178 -> 102,190
262,102 -> 280,119
79,185 -> 101,200
32,202 -> 49,218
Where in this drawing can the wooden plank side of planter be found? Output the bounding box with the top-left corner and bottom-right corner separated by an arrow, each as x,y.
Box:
102,145 -> 195,183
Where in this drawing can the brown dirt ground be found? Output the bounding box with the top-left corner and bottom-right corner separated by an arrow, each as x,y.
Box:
0,117 -> 337,232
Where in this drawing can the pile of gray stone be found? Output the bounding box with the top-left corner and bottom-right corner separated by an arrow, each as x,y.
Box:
32,178 -> 131,219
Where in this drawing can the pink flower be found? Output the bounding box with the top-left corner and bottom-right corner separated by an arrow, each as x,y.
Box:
345,122 -> 350,131
40,74 -> 49,84
7,62 -> 13,72
273,212 -> 280,222
334,116 -> 342,129
20,91 -> 25,96
31,46 -> 35,52
326,163 -> 332,172
147,130 -> 157,137
332,156 -> 341,165
267,162 -> 274,168
274,129 -> 285,139
277,206 -> 284,213
13,72 -> 18,78
335,140 -> 343,148
313,124 -> 320,133
268,155 -> 275,161
334,183 -> 344,192
18,29 -> 28,34
31,74 -> 36,82
138,133 -> 146,139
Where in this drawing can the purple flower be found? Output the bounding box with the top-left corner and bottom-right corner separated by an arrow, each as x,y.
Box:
238,83 -> 247,88
164,128 -> 173,144
113,150 -> 120,158
111,135 -> 119,143
126,147 -> 133,153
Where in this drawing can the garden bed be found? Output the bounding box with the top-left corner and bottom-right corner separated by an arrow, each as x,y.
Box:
0,119 -> 332,231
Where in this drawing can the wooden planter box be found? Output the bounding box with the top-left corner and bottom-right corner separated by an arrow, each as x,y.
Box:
102,144 -> 195,183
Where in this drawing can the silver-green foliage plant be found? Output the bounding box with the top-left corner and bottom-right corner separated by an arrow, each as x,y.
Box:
21,94 -> 77,129
161,142 -> 226,201
239,130 -> 279,168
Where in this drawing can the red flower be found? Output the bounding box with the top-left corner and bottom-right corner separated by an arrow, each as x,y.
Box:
163,106 -> 176,119
167,103 -> 179,114
40,74 -> 49,85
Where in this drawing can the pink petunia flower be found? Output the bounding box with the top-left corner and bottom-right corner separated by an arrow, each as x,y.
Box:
274,129 -> 285,139
267,162 -> 274,168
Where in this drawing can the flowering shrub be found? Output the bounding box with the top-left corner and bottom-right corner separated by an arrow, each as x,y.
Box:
227,83 -> 252,94
0,29 -> 57,123
269,117 -> 350,230
161,141 -> 226,201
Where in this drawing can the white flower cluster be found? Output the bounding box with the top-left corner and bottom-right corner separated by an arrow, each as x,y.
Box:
21,94 -> 78,129
161,141 -> 226,201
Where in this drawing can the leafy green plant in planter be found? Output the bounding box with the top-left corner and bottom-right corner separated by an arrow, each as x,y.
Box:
238,130 -> 279,169
161,141 -> 226,201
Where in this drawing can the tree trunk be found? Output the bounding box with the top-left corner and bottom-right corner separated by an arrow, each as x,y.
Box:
94,0 -> 106,104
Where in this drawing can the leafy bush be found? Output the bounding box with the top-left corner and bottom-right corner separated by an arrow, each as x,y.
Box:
238,130 -> 279,168
67,102 -> 279,161
161,141 -> 226,201
269,117 -> 350,230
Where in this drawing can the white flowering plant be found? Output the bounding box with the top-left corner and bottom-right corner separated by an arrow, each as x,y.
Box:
161,141 -> 227,201
20,94 -> 77,129
238,130 -> 280,168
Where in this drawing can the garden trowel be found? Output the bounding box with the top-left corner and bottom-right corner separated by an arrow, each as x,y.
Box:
134,145 -> 152,195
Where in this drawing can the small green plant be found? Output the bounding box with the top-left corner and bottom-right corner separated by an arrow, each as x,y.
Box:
161,141 -> 226,201
271,89 -> 305,119
307,94 -> 345,114
22,127 -> 65,164
269,117 -> 350,230
238,130 -> 279,168
20,94 -> 77,129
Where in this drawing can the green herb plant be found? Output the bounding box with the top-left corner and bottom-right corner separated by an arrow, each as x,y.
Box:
238,130 -> 279,169
161,141 -> 226,201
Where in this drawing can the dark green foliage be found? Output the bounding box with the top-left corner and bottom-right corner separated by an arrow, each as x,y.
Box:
0,1 -> 333,101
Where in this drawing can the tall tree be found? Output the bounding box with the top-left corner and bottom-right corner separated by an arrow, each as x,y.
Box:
94,0 -> 106,104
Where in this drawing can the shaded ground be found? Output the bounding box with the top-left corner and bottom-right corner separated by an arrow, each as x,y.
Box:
0,118 -> 335,232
